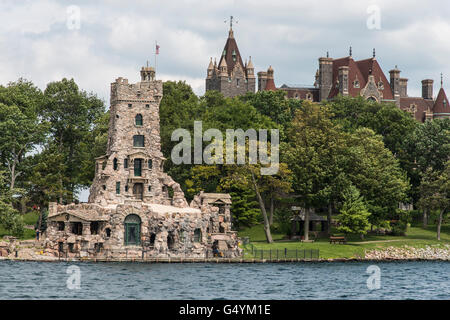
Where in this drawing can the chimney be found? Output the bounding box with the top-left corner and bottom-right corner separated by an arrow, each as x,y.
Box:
319,56 -> 333,101
399,78 -> 408,97
257,71 -> 267,91
422,79 -> 434,100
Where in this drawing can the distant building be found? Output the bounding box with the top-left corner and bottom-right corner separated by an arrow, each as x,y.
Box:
205,20 -> 275,97
278,48 -> 450,122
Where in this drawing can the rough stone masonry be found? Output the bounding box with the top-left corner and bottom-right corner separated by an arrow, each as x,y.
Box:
43,66 -> 241,260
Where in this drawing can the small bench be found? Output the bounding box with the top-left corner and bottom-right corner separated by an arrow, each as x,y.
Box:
329,236 -> 346,244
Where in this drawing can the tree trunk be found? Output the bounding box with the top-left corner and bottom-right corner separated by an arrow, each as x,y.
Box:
422,209 -> 428,228
437,210 -> 443,241
304,208 -> 310,241
327,203 -> 332,235
251,172 -> 273,243
269,196 -> 274,226
38,208 -> 44,240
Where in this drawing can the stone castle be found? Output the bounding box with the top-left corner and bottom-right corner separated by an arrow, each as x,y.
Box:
206,29 -> 450,122
44,67 -> 241,259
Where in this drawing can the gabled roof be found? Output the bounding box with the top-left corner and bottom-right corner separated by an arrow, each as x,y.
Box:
399,97 -> 434,122
218,29 -> 245,76
327,56 -> 394,100
433,87 -> 450,114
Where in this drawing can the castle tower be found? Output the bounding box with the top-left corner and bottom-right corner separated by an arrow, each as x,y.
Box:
205,18 -> 255,97
89,66 -> 187,207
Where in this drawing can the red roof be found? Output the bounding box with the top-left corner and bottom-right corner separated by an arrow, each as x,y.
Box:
433,87 -> 450,114
218,30 -> 245,76
399,97 -> 434,122
265,78 -> 277,91
327,56 -> 393,100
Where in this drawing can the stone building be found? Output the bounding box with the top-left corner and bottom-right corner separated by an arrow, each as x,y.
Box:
44,67 -> 241,260
278,49 -> 450,122
204,21 -> 279,97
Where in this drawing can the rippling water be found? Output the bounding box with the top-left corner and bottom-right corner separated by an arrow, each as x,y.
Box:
0,261 -> 449,299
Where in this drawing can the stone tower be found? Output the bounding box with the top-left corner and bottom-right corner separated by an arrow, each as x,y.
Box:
45,66 -> 241,260
88,66 -> 187,207
205,25 -> 256,97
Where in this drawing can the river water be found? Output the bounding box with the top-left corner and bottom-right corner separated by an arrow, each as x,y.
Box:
0,260 -> 448,299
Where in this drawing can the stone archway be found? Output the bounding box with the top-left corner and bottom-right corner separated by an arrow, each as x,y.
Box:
124,214 -> 141,246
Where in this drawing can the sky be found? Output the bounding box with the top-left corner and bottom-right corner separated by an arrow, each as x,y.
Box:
2,0 -> 450,201
2,0 -> 450,103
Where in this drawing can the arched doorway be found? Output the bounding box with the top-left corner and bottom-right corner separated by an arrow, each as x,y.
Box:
124,214 -> 141,245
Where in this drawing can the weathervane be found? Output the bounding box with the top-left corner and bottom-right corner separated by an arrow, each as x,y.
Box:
224,15 -> 238,29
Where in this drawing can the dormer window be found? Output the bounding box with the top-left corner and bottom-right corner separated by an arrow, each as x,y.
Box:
378,81 -> 384,90
354,80 -> 360,88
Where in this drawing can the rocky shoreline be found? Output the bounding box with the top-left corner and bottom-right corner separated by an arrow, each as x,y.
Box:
1,239 -> 449,263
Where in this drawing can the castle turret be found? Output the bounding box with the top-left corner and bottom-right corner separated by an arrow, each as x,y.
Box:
265,66 -> 277,91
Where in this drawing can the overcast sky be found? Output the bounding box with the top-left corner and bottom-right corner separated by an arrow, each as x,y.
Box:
2,0 -> 450,103
2,0 -> 449,201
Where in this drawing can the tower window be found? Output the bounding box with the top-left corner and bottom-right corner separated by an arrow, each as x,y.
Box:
236,79 -> 240,87
128,103 -> 132,108
133,135 -> 145,147
145,104 -> 150,108
148,159 -> 153,169
135,114 -> 143,126
125,185 -> 129,192
116,182 -> 120,194
113,158 -> 118,170
148,185 -> 152,192
124,158 -> 128,168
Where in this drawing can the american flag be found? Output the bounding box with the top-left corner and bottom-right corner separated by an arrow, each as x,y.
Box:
156,43 -> 160,55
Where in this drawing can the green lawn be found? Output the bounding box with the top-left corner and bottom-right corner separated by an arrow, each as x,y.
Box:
238,224 -> 450,259
0,211 -> 39,240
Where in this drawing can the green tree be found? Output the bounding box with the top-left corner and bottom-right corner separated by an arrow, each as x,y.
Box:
0,79 -> 47,193
403,118 -> 450,226
40,78 -> 105,203
417,162 -> 450,240
344,128 -> 409,226
337,185 -> 371,239
284,101 -> 348,240
0,172 -> 24,237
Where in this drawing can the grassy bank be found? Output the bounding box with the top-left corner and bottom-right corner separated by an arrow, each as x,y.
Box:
238,224 -> 450,259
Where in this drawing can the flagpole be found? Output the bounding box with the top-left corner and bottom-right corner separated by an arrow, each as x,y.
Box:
155,40 -> 157,72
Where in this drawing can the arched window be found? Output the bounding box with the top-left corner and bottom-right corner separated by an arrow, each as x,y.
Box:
113,158 -> 118,170
124,214 -> 141,245
194,228 -> 202,242
135,114 -> 143,126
